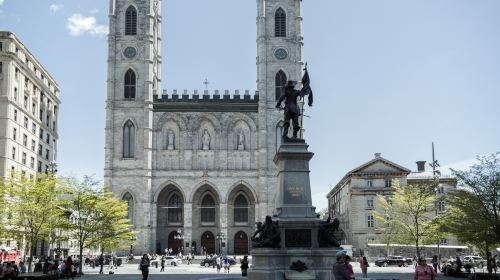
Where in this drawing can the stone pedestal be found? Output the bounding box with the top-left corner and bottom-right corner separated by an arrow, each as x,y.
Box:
248,140 -> 342,280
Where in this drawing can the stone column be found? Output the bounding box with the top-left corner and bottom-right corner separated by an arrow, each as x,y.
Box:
183,203 -> 192,254
219,203 -> 228,254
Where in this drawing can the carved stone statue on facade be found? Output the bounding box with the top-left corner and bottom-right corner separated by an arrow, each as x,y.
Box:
237,131 -> 245,151
318,216 -> 342,247
167,130 -> 175,150
202,130 -> 210,150
251,216 -> 281,248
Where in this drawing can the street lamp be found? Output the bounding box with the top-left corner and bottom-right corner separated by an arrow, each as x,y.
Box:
47,161 -> 57,174
174,229 -> 184,255
430,142 -> 441,262
129,236 -> 137,257
216,232 -> 225,255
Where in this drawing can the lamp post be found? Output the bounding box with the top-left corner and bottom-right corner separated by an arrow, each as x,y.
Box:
174,229 -> 183,255
430,142 -> 441,262
129,236 -> 137,257
216,232 -> 225,255
47,161 -> 57,174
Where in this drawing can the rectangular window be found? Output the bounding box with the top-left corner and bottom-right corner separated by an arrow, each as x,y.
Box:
12,128 -> 16,140
23,134 -> 27,146
39,109 -> 43,120
31,139 -> 35,151
30,157 -> 34,169
46,115 -> 50,127
45,149 -> 49,160
12,147 -> 16,159
367,180 -> 372,187
22,152 -> 27,164
24,116 -> 28,128
32,123 -> 36,135
385,179 -> 392,188
38,144 -> 42,156
14,87 -> 18,101
367,215 -> 375,228
14,109 -> 17,121
367,198 -> 374,207
437,186 -> 444,194
37,161 -> 42,172
15,68 -> 19,80
40,128 -> 44,139
0,62 -> 2,74
438,201 -> 446,213
440,239 -> 448,245
24,96 -> 28,108
46,133 -> 50,144
32,103 -> 36,115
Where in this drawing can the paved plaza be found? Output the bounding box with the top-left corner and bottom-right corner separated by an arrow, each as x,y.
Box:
70,262 -> 469,280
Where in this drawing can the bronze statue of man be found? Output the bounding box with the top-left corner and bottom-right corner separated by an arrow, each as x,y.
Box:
276,63 -> 313,139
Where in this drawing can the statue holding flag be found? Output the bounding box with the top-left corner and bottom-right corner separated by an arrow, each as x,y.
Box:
275,64 -> 314,139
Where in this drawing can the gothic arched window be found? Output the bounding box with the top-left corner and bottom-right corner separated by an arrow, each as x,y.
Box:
234,194 -> 248,223
123,120 -> 135,158
275,8 -> 286,37
124,69 -> 136,99
201,195 -> 215,223
125,6 -> 138,35
275,70 -> 287,100
167,194 -> 183,224
123,192 -> 134,223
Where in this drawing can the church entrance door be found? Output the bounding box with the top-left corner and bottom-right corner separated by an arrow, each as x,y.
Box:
167,231 -> 183,255
234,231 -> 248,255
201,231 -> 215,254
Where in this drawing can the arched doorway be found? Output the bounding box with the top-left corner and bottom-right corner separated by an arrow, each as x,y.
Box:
201,231 -> 215,254
234,231 -> 248,255
167,231 -> 183,255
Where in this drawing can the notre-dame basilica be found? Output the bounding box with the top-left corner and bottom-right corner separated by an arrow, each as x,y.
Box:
105,0 -> 306,255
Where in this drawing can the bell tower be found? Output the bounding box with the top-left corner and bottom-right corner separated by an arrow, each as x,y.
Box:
104,0 -> 161,253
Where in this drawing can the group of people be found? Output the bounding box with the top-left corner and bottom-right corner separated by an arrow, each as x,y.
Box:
214,255 -> 232,273
1,261 -> 25,279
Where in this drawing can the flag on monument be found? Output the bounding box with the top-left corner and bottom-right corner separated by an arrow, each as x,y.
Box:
301,67 -> 313,106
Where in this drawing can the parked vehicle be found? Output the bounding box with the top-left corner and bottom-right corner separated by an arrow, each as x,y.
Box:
200,257 -> 217,267
375,256 -> 409,267
164,256 -> 182,266
463,256 -> 485,269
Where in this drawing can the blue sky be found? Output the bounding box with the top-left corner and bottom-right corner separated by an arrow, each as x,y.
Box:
1,0 -> 499,210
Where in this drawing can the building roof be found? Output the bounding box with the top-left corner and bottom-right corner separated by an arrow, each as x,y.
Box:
326,154 -> 411,198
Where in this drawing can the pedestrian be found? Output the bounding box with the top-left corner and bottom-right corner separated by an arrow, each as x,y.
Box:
414,257 -> 436,280
65,256 -> 74,279
333,252 -> 350,280
344,255 -> 354,280
431,255 -> 438,273
223,256 -> 229,273
160,256 -> 165,272
216,255 -> 221,273
187,253 -> 192,265
139,254 -> 150,280
240,255 -> 249,277
359,256 -> 369,278
2,262 -> 14,280
99,254 -> 104,274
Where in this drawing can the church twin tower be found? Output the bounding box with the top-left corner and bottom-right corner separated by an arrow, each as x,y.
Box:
105,0 -> 306,255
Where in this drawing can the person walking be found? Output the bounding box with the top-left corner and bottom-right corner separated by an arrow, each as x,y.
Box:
98,254 -> 104,274
139,254 -> 150,280
359,256 -> 369,278
431,255 -> 438,273
216,256 -> 221,273
160,256 -> 165,272
333,253 -> 350,280
345,255 -> 354,280
240,256 -> 249,277
414,257 -> 436,280
65,256 -> 74,279
2,262 -> 14,280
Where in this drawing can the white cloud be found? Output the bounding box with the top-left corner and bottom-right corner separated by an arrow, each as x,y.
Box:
66,14 -> 108,37
0,0 -> 5,7
49,4 -> 63,12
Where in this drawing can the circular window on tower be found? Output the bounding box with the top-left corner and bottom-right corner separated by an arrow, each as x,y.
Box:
123,47 -> 137,59
274,48 -> 288,60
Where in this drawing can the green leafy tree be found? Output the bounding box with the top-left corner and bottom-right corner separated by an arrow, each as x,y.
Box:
373,194 -> 401,256
444,153 -> 500,255
373,180 -> 439,258
2,173 -> 65,272
61,176 -> 135,274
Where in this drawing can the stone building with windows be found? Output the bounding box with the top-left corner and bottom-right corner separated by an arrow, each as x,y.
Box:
326,153 -> 458,257
0,31 -> 61,256
105,0 -> 307,255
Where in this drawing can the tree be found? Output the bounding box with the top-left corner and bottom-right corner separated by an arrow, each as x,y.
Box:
373,194 -> 401,256
373,180 -> 439,258
2,173 -> 65,272
61,176 -> 135,274
444,153 -> 500,255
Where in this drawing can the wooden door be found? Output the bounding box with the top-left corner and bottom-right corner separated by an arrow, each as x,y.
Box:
234,231 -> 249,255
201,231 -> 215,254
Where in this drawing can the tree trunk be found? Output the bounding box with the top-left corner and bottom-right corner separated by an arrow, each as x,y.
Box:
79,245 -> 84,275
415,240 -> 420,258
27,239 -> 34,273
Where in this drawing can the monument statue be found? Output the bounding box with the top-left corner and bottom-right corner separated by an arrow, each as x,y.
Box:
275,66 -> 313,139
202,130 -> 210,150
167,130 -> 175,150
237,131 -> 245,150
251,216 -> 281,248
318,217 -> 343,248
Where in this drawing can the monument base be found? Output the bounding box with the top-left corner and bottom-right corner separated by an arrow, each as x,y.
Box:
248,248 -> 341,280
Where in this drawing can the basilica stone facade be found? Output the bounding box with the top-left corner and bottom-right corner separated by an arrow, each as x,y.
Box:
104,0 -> 306,255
